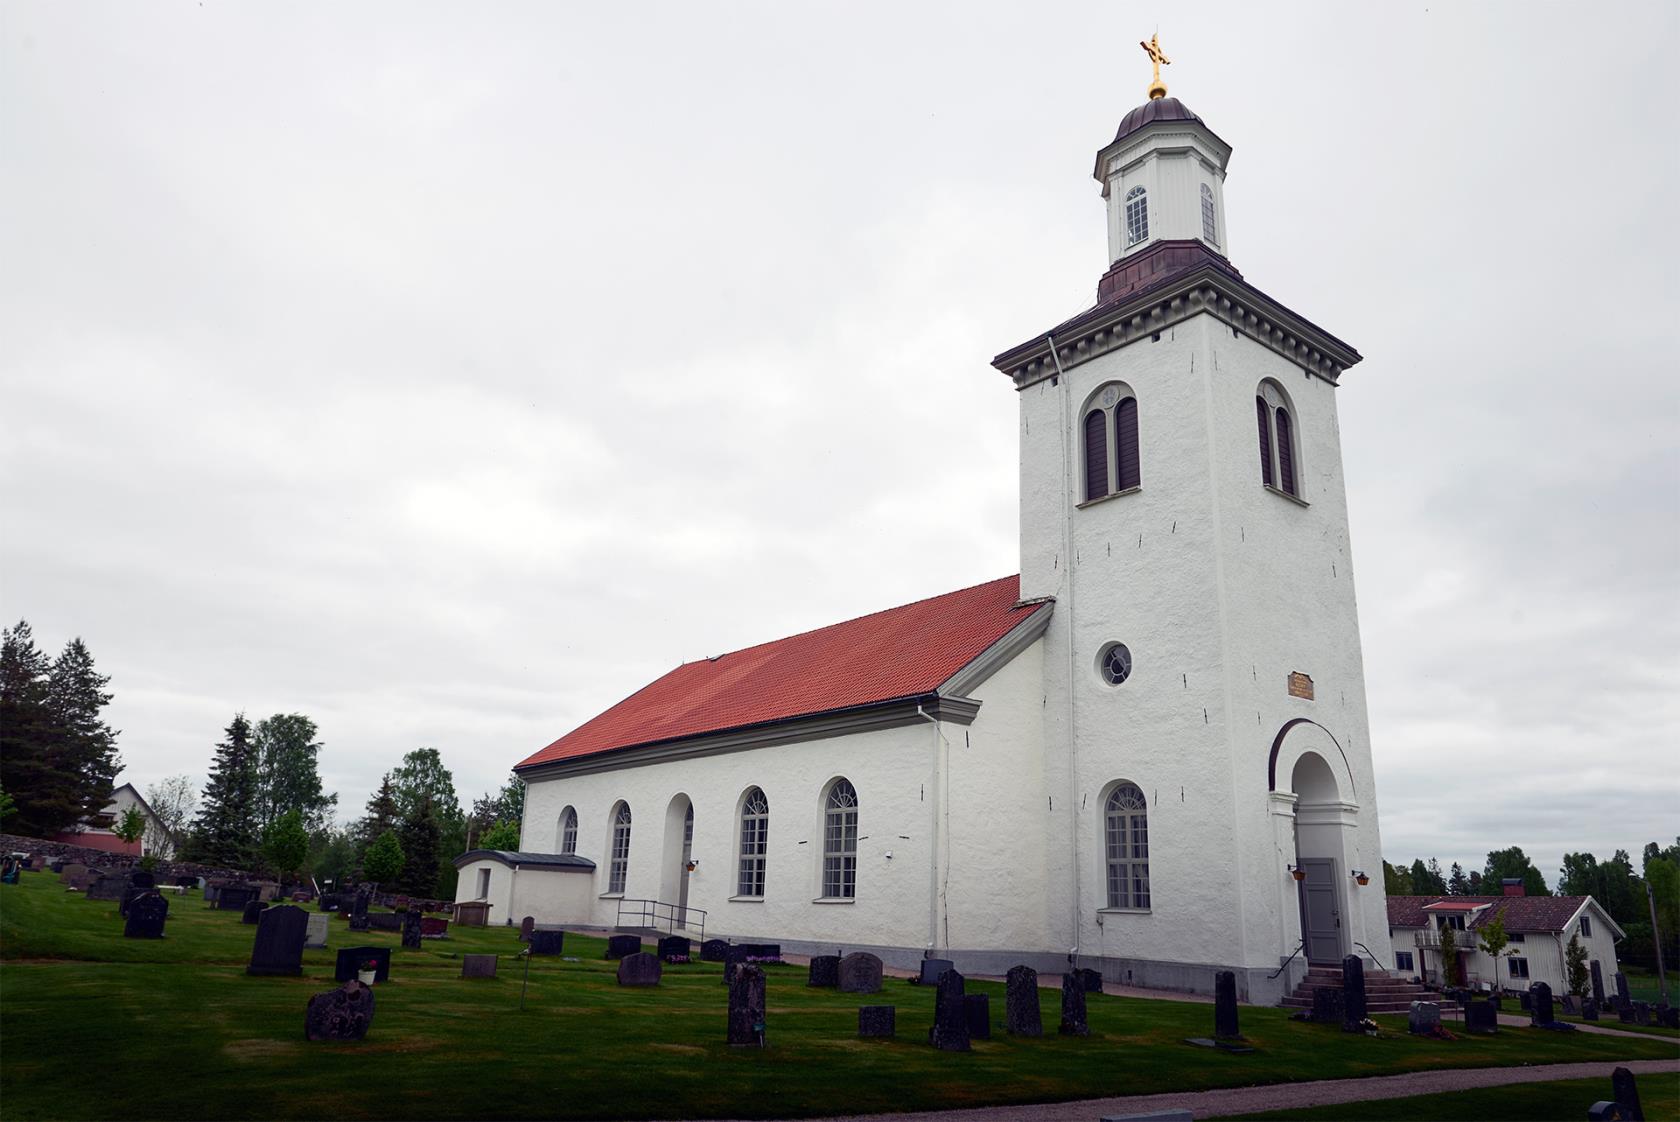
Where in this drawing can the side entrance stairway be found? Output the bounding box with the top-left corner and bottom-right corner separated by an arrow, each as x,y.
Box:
1281,964 -> 1439,1014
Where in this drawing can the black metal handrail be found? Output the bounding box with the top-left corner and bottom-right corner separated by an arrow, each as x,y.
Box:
1267,940 -> 1306,980
1353,941 -> 1390,972
615,898 -> 706,940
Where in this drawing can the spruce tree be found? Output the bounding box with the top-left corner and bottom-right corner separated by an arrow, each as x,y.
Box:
0,625 -> 122,837
1448,862 -> 1470,896
190,714 -> 261,869
358,773 -> 401,849
396,794 -> 442,896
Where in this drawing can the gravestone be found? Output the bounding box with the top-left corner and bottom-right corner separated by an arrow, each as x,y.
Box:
1560,994 -> 1579,1015
1519,990 -> 1533,1012
119,885 -> 148,917
838,952 -> 883,994
1341,955 -> 1367,1030
518,916 -> 534,943
419,917 -> 448,939
617,952 -> 662,987
461,954 -> 498,979
87,873 -> 127,901
1529,982 -> 1555,1025
964,993 -> 991,1040
917,958 -> 954,986
605,934 -> 641,959
657,935 -> 690,963
317,893 -> 340,913
59,863 -> 87,885
219,884 -> 257,912
529,929 -> 565,955
1591,960 -> 1606,1006
367,912 -> 402,932
1464,1000 -> 1499,1034
242,900 -> 265,925
1311,986 -> 1343,1024
129,870 -> 155,889
1583,998 -> 1600,1021
335,946 -> 391,983
400,910 -> 422,949
248,904 -> 308,976
928,968 -> 971,1051
304,912 -> 330,949
727,963 -> 766,1047
1059,973 -> 1089,1036
1006,965 -> 1042,1036
123,891 -> 168,938
858,1005 -> 896,1038
1614,972 -> 1630,1008
1213,971 -> 1241,1039
740,943 -> 782,962
348,890 -> 370,932
700,938 -> 728,962
1407,1000 -> 1441,1035
1487,995 -> 1502,1012
1078,967 -> 1104,993
305,980 -> 374,1041
1612,1066 -> 1644,1122
1631,1001 -> 1651,1026
175,875 -> 198,890
256,882 -> 280,903
807,955 -> 840,987
1618,1002 -> 1636,1024
1661,1005 -> 1680,1029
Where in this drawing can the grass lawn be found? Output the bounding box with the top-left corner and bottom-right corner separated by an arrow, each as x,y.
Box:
3,872 -> 1676,1120
1623,965 -> 1677,1005
1223,1075 -> 1680,1121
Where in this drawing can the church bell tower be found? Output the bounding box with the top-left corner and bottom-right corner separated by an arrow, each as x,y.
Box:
991,39 -> 1392,1004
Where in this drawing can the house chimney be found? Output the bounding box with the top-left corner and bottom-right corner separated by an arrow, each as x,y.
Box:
1501,877 -> 1525,897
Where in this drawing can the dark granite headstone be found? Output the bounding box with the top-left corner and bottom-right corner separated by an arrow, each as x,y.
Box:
1560,994 -> 1579,1015
367,912 -> 402,932
722,945 -> 746,987
334,946 -> 391,983
518,916 -> 534,943
838,952 -> 883,994
247,904 -> 308,976
348,890 -> 370,932
1583,998 -> 1600,1021
1488,995 -> 1502,1012
59,862 -> 87,885
739,943 -> 781,962
175,875 -> 198,890
317,893 -> 340,913
123,890 -> 168,938
1311,986 -> 1343,1024
1590,960 -> 1606,1006
1661,1005 -> 1680,1029
928,968 -> 970,1051
119,885 -> 148,917
86,873 -> 127,901
858,1005 -> 896,1038
529,929 -> 564,955
807,955 -> 840,987
219,884 -> 257,912
1519,989 -> 1532,1012
1407,1000 -> 1441,1034
1528,982 -> 1553,1025
1614,972 -> 1630,1007
129,870 -> 154,889
1213,970 -> 1241,1039
701,938 -> 728,962
461,954 -> 497,978
1631,1001 -> 1651,1026
242,900 -> 265,925
419,916 -> 447,939
605,934 -> 642,959
657,935 -> 690,963
1618,1001 -> 1636,1024
964,993 -> 991,1040
917,957 -> 954,986
1341,955 -> 1367,1030
727,963 -> 766,1047
305,980 -> 374,1041
1464,1000 -> 1499,1033
617,951 -> 662,986
1612,1066 -> 1645,1122
400,910 -> 422,949
1006,965 -> 1042,1036
1059,972 -> 1089,1036
1078,967 -> 1104,993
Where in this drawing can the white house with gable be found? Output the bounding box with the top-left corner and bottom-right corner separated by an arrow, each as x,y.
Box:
457,70 -> 1393,1005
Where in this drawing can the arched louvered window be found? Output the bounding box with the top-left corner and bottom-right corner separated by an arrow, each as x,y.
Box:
822,779 -> 858,899
1275,408 -> 1296,496
738,787 -> 768,897
1115,397 -> 1140,491
1083,410 -> 1109,501
1256,381 -> 1301,499
1125,186 -> 1149,246
1255,396 -> 1274,488
1104,782 -> 1150,910
608,802 -> 632,894
1201,183 -> 1218,245
559,806 -> 577,855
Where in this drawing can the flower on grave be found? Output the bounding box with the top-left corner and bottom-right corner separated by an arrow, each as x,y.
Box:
361,958 -> 379,972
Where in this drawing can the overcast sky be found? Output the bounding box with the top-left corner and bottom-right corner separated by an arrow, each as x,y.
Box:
3,1 -> 1675,883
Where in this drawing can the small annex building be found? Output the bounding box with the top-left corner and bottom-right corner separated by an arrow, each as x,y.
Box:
460,64 -> 1395,1006
1387,890 -> 1624,994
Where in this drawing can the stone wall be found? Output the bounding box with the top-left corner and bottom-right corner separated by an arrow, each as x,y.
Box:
0,832 -> 251,882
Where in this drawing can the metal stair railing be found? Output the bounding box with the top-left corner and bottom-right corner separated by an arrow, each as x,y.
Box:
615,898 -> 706,941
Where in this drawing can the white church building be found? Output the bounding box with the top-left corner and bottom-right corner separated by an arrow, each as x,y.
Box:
457,71 -> 1393,1005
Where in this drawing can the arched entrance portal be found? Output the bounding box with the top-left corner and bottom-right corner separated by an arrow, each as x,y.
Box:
1292,751 -> 1347,963
660,795 -> 695,927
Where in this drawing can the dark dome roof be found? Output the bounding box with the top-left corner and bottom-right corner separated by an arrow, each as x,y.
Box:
1112,97 -> 1204,142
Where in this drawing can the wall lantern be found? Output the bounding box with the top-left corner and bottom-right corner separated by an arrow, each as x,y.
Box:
1352,870 -> 1370,886
1289,865 -> 1307,882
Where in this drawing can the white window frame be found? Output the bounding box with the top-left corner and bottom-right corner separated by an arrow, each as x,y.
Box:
1507,956 -> 1530,979
1103,782 -> 1150,910
1579,916 -> 1592,938
821,779 -> 858,900
1124,186 -> 1149,247
737,787 -> 768,898
607,803 -> 631,895
476,868 -> 490,901
1256,379 -> 1304,500
558,806 -> 577,855
1200,183 -> 1218,246
1080,382 -> 1140,502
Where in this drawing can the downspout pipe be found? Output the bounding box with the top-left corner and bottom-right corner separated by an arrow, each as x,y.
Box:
916,702 -> 942,955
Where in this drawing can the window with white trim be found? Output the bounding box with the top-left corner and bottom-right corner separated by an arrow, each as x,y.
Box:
558,806 -> 577,855
1394,950 -> 1415,973
1104,782 -> 1150,909
1255,380 -> 1301,498
822,779 -> 858,899
1508,956 -> 1530,979
476,868 -> 490,900
1125,186 -> 1149,246
1201,183 -> 1218,245
1579,916 -> 1593,938
738,787 -> 768,897
1438,914 -> 1466,931
1081,383 -> 1141,502
607,802 -> 632,894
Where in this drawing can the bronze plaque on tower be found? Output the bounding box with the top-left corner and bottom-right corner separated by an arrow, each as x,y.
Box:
1287,672 -> 1314,701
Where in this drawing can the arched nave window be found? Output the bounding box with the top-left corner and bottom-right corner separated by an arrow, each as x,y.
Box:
738,787 -> 768,897
608,802 -> 632,894
1104,782 -> 1150,910
822,779 -> 858,900
558,806 -> 577,855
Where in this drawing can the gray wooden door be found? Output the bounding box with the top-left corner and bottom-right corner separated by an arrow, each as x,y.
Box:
1298,858 -> 1342,963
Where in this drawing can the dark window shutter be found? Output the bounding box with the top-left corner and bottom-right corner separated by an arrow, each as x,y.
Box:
1275,407 -> 1296,496
1255,397 -> 1274,487
1115,397 -> 1140,490
1084,410 -> 1109,501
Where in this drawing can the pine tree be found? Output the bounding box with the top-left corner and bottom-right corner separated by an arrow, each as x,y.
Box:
358,773 -> 401,849
1564,933 -> 1590,996
189,714 -> 261,869
1467,870 -> 1484,895
396,795 -> 442,896
1426,858 -> 1446,894
1448,862 -> 1469,896
0,624 -> 122,837
253,713 -> 336,831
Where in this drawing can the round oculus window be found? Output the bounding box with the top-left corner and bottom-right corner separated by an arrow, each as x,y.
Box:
1098,642 -> 1132,686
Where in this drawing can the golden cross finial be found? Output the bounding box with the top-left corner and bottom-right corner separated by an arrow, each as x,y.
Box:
1140,33 -> 1171,100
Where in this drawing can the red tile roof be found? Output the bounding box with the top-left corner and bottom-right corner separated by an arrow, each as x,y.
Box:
515,576 -> 1049,770
1388,895 -> 1597,933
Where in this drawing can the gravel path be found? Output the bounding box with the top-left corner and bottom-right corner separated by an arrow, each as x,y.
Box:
795,1058 -> 1680,1122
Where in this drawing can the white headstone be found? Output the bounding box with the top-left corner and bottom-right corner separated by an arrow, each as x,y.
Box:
304,911 -> 331,949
